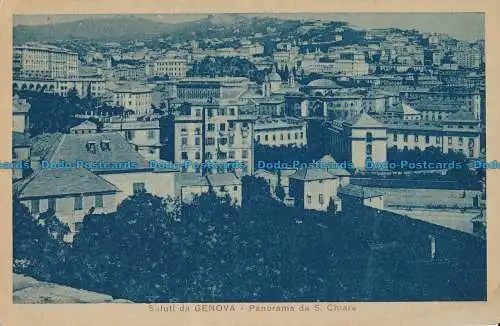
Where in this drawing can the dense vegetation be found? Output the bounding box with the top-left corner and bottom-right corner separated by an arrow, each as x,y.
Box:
13,176 -> 486,302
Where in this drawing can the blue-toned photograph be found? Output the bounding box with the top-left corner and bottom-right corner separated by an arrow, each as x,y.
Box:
11,12 -> 486,303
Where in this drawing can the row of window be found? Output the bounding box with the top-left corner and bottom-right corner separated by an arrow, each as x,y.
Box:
31,194 -> 104,214
181,150 -> 249,160
125,130 -> 157,140
257,131 -> 305,142
306,194 -> 326,205
392,134 -> 475,147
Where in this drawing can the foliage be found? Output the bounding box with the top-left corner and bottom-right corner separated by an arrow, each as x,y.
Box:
189,56 -> 267,84
12,197 -> 68,282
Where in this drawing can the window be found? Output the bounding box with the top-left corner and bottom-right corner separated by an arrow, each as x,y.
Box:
403,134 -> 408,142
229,121 -> 235,129
366,132 -> 373,142
195,128 -> 201,135
148,130 -> 155,139
220,186 -> 226,192
133,182 -> 145,194
229,136 -> 234,145
280,134 -> 284,141
31,199 -> 40,214
74,195 -> 83,211
256,135 -> 261,142
307,195 -> 312,205
229,108 -> 235,115
319,194 -> 325,205
208,124 -> 215,131
49,198 -> 57,212
205,152 -> 213,160
403,146 -> 408,151
195,109 -> 201,117
242,150 -> 248,159
219,138 -> 227,145
264,135 -> 268,141
95,195 -> 103,208
195,137 -> 200,146
295,132 -> 298,139
288,133 -> 291,140
366,144 -> 372,155
448,137 -> 453,145
181,152 -> 188,160
414,135 -> 419,142
206,138 -> 215,145
459,137 -> 464,146
300,132 -> 304,139
195,152 -> 201,160
425,135 -> 430,144
436,136 -> 441,144
228,150 -> 235,159
126,130 -> 135,140
181,137 -> 188,146
393,134 -> 397,141
220,123 -> 226,131
272,135 -> 276,141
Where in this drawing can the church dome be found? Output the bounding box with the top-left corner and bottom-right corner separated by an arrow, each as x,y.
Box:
268,71 -> 282,82
306,78 -> 341,88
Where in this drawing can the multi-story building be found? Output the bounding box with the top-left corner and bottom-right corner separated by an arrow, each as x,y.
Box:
453,48 -> 482,69
13,76 -> 106,98
102,117 -> 162,160
164,99 -> 256,176
254,117 -> 307,147
108,82 -> 153,115
175,77 -> 250,102
148,56 -> 188,79
13,43 -> 79,79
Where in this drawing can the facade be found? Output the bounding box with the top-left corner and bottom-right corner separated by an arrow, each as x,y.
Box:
13,76 -> 106,98
108,82 -> 153,115
254,117 -> 307,147
176,77 -> 250,102
288,167 -> 341,212
338,184 -> 384,210
13,95 -> 30,133
13,43 -> 79,79
102,118 -> 161,160
165,100 -> 256,175
148,56 -> 188,78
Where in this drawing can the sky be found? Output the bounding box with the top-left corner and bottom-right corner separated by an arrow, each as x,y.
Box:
13,13 -> 484,42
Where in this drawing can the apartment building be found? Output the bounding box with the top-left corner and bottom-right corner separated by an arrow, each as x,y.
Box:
13,43 -> 79,79
254,117 -> 307,147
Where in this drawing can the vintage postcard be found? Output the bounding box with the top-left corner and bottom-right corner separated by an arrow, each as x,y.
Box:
1,0 -> 499,325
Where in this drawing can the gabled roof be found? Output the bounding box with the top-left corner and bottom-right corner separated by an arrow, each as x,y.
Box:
318,155 -> 351,176
289,167 -> 337,181
306,78 -> 341,89
177,173 -> 210,187
338,184 -> 383,199
206,173 -> 241,187
70,120 -> 97,130
347,113 -> 385,129
47,132 -> 150,171
16,168 -> 120,199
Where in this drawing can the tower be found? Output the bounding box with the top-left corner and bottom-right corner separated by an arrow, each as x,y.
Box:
349,113 -> 387,170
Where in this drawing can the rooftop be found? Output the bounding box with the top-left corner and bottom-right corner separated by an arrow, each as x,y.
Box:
289,167 -> 337,181
206,173 -> 241,186
338,184 -> 384,199
16,167 -> 120,199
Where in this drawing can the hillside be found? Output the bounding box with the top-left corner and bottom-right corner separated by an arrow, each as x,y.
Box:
13,15 -> 174,44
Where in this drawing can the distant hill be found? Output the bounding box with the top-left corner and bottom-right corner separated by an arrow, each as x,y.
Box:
13,15 -> 175,43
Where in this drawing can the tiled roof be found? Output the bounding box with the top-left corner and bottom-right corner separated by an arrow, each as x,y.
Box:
338,184 -> 383,199
48,132 -> 151,171
70,120 -> 97,130
445,109 -> 477,122
17,168 -> 120,199
177,173 -> 210,187
30,133 -> 64,158
289,167 -> 337,181
206,173 -> 241,186
345,113 -> 385,128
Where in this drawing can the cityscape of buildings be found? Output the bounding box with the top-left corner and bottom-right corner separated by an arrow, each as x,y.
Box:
11,14 -> 486,269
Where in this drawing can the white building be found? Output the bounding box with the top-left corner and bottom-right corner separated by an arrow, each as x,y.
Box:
254,117 -> 307,147
148,56 -> 188,78
13,43 -> 79,79
108,82 -> 153,115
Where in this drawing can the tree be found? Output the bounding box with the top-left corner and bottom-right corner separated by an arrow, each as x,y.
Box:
327,198 -> 338,215
13,196 -> 68,282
